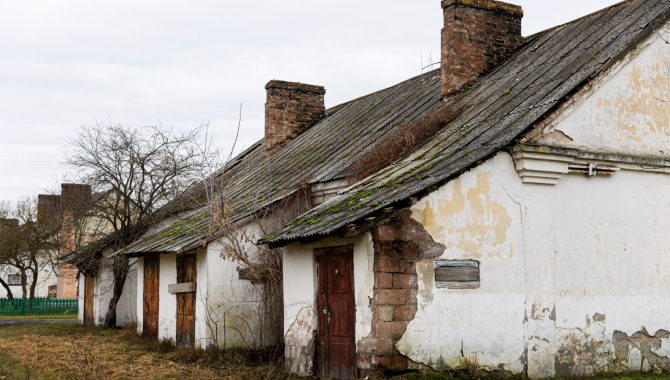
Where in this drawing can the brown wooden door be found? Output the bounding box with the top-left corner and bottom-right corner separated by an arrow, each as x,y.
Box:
83,276 -> 94,326
142,254 -> 160,341
317,248 -> 356,379
176,254 -> 196,348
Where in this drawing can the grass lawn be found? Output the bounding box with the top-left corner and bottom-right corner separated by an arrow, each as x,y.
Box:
0,323 -> 669,380
0,314 -> 78,320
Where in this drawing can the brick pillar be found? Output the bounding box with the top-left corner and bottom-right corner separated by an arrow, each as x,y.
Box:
358,210 -> 446,378
441,0 -> 524,97
264,80 -> 326,156
57,183 -> 91,299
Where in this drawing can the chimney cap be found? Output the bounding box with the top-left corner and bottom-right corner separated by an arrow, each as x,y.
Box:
441,0 -> 523,17
265,80 -> 326,95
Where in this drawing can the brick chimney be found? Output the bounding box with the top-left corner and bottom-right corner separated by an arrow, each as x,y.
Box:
58,183 -> 92,299
264,80 -> 326,156
441,0 -> 524,97
38,194 -> 61,223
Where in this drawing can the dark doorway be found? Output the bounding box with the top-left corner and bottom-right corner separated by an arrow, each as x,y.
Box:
83,276 -> 94,326
142,254 -> 160,341
316,247 -> 356,379
176,254 -> 196,348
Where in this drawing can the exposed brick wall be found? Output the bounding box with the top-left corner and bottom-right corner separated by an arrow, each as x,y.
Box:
358,210 -> 445,377
264,80 -> 326,156
440,0 -> 524,97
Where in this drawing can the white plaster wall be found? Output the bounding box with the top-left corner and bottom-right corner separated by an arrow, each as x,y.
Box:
388,150 -> 670,377
195,248 -> 208,348
536,27 -> 670,159
77,275 -> 85,323
158,252 -> 178,343
203,222 -> 278,350
399,152 -> 527,373
283,234 -> 375,348
92,257 -> 137,326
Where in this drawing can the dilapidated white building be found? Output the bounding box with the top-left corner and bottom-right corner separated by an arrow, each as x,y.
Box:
260,0 -> 670,378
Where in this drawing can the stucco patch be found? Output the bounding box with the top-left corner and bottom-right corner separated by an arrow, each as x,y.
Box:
614,51 -> 670,141
419,172 -> 512,259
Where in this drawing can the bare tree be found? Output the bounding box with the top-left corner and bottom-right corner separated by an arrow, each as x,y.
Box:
64,121 -> 207,327
0,197 -> 61,299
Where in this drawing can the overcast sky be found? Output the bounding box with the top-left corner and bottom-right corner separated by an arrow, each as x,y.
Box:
0,0 -> 624,200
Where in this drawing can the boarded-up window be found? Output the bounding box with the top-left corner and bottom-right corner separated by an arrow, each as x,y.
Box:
434,260 -> 480,289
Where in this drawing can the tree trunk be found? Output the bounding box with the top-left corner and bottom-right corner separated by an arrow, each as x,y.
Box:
20,269 -> 27,297
29,267 -> 38,299
103,257 -> 129,327
0,278 -> 14,300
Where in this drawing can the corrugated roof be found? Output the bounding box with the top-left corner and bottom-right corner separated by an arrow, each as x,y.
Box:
260,0 -> 670,245
118,69 -> 444,255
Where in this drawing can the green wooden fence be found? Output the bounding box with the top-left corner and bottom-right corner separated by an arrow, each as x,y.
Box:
0,297 -> 78,316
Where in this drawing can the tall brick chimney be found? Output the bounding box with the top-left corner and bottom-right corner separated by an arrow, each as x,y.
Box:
441,0 -> 524,97
264,80 -> 326,156
58,183 -> 92,299
38,194 -> 61,223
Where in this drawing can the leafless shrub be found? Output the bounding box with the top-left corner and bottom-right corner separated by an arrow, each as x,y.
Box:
347,103 -> 465,184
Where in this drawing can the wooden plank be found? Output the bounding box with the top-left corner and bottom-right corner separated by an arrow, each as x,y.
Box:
435,266 -> 480,282
176,254 -> 196,348
168,282 -> 196,294
84,276 -> 94,326
142,254 -> 160,342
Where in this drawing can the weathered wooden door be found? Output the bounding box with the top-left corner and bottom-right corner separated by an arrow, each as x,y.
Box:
317,247 -> 356,379
176,254 -> 196,348
142,254 -> 160,341
83,276 -> 94,326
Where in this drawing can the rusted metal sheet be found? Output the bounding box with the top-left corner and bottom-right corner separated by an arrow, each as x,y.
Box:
84,276 -> 94,326
176,254 -> 196,348
168,282 -> 196,294
142,255 -> 160,342
317,248 -> 356,379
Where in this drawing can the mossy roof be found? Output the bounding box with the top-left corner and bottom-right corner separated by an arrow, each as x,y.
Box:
118,69 -> 444,255
260,0 -> 670,245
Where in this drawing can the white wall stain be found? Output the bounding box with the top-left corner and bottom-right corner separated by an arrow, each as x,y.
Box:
535,27 -> 670,158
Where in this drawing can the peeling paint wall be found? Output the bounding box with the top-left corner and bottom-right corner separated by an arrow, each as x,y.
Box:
533,25 -> 670,159
399,152 -> 527,374
282,234 -> 374,376
391,148 -> 670,378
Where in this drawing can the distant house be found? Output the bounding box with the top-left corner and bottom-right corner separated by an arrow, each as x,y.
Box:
258,0 -> 670,378
0,188 -> 85,300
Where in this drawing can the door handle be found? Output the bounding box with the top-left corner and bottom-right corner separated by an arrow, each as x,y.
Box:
323,305 -> 332,324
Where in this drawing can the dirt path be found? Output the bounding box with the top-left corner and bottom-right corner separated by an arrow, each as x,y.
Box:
0,318 -> 78,325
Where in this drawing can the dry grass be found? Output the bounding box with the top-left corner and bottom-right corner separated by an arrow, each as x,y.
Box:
346,103 -> 465,184
0,323 -> 294,380
2,323 -> 669,380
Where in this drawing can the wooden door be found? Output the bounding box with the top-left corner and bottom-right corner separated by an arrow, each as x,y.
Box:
176,254 -> 196,348
142,254 -> 160,341
317,247 -> 356,379
83,276 -> 94,326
